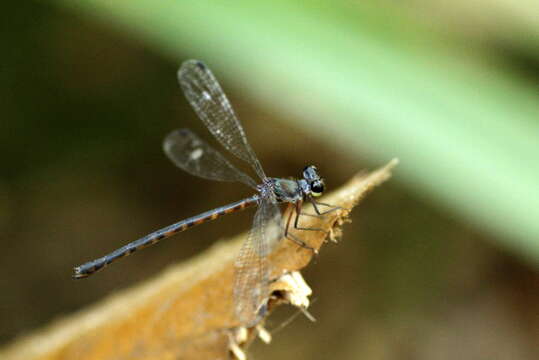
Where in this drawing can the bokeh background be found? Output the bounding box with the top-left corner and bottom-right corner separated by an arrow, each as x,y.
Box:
1,1 -> 538,359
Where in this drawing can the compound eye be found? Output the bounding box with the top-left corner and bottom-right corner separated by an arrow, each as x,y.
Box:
311,181 -> 324,197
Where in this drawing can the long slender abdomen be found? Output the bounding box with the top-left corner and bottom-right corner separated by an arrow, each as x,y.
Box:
73,195 -> 258,279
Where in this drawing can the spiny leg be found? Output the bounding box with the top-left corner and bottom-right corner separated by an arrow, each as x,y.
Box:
284,201 -> 331,254
295,198 -> 343,218
293,200 -> 327,233
283,199 -> 344,252
283,202 -> 317,253
294,198 -> 345,245
309,197 -> 344,216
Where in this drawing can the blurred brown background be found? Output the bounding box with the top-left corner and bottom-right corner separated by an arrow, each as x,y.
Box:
1,1 -> 538,359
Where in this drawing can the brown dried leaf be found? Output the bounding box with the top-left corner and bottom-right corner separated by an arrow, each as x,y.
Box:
0,159 -> 398,360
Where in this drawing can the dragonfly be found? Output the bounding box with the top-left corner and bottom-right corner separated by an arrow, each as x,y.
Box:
73,60 -> 337,324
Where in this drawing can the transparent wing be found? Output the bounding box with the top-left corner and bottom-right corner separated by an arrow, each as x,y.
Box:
233,194 -> 283,325
178,60 -> 266,180
163,128 -> 257,188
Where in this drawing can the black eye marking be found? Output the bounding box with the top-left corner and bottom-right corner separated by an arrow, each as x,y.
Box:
311,182 -> 324,193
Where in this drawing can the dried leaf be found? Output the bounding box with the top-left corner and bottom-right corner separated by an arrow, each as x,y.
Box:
0,159 -> 398,360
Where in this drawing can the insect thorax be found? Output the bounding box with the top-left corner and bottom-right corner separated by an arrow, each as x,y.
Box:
270,178 -> 303,203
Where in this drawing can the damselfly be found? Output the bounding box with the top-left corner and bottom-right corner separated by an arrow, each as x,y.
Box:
73,60 -> 337,324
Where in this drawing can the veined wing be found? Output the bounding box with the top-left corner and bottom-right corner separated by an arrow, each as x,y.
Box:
163,128 -> 257,189
178,60 -> 266,180
233,193 -> 283,325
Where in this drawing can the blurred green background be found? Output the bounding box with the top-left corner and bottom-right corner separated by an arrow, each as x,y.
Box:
1,0 -> 538,359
